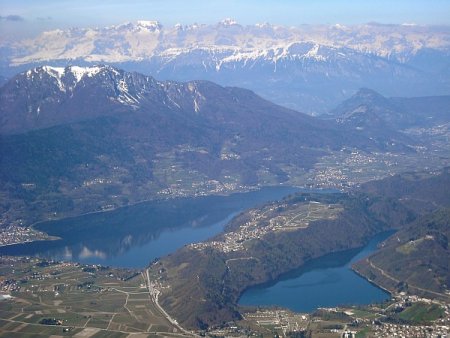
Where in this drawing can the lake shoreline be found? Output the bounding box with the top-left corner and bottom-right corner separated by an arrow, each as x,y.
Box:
351,264 -> 393,296
0,186 -> 300,267
238,230 -> 394,313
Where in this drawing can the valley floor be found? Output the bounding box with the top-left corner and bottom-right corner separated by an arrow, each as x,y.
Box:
0,257 -> 194,338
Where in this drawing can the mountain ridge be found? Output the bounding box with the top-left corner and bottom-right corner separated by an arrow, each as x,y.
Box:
4,65 -> 313,134
0,65 -> 379,227
3,21 -> 450,114
7,21 -> 450,65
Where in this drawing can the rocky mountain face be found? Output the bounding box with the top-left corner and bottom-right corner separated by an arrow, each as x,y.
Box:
0,64 -> 330,134
2,21 -> 450,114
2,65 -> 257,134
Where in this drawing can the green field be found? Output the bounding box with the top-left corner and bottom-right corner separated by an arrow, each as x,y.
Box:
398,302 -> 445,324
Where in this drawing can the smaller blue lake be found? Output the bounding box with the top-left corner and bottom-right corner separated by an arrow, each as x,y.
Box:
239,231 -> 393,312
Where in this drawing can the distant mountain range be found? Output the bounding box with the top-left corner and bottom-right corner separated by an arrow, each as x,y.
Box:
2,21 -> 450,114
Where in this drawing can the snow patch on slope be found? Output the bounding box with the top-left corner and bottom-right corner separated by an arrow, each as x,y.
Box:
70,66 -> 103,82
42,66 -> 66,91
219,18 -> 239,26
41,65 -> 104,82
219,42 -> 329,67
30,65 -> 106,92
137,20 -> 162,31
42,66 -> 65,77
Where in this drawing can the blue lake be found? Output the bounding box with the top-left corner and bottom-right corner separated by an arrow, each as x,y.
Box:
0,186 -> 298,267
239,231 -> 392,312
1,186 -> 392,312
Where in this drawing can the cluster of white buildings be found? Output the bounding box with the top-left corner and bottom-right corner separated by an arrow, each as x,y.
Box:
0,225 -> 49,246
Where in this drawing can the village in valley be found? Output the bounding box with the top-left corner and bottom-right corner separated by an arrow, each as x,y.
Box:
189,201 -> 342,253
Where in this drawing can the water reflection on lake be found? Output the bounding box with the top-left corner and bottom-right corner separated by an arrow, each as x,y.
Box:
0,186 -> 298,267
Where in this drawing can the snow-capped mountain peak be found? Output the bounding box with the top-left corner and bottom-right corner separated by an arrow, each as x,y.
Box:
219,18 -> 239,27
25,65 -> 108,92
30,65 -> 106,80
136,20 -> 162,31
18,64 -> 215,113
3,21 -> 450,114
40,65 -> 65,79
8,20 -> 450,68
255,22 -> 272,29
1,65 -> 228,133
69,66 -> 104,82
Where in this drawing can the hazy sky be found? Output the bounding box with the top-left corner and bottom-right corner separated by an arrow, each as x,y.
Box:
1,0 -> 450,38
